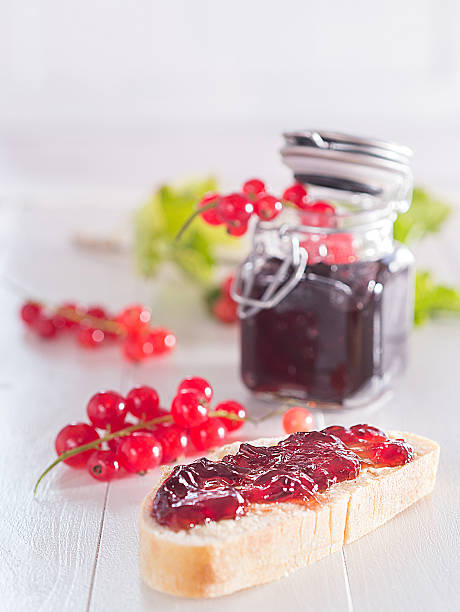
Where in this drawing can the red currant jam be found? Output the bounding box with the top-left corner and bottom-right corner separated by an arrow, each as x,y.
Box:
152,424 -> 413,530
241,253 -> 412,403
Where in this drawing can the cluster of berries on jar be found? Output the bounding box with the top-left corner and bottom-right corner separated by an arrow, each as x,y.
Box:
196,178 -> 356,265
45,377 -> 247,486
19,301 -> 176,363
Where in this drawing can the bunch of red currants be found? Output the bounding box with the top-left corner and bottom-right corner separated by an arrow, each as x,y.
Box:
20,301 -> 176,363
196,178 -> 356,265
51,377 -> 247,484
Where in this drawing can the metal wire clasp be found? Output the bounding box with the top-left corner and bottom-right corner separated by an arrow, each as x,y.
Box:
230,225 -> 308,319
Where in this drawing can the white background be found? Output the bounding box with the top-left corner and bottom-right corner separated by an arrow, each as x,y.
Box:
1,0 -> 459,198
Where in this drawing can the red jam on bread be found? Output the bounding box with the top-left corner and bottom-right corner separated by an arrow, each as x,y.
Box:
152,424 -> 413,531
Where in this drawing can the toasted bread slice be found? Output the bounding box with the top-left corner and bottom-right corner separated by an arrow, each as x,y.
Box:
139,431 -> 439,598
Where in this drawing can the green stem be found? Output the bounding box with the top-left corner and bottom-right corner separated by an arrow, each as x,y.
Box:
57,308 -> 125,335
33,410 -> 246,494
175,201 -> 217,242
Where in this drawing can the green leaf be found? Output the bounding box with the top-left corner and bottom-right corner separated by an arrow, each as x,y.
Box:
134,177 -> 236,283
172,230 -> 215,285
414,271 -> 460,326
394,187 -> 451,244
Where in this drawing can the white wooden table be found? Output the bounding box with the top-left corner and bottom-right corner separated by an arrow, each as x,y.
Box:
1,198 -> 459,612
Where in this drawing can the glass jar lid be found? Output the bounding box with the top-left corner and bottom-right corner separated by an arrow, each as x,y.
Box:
281,129 -> 413,210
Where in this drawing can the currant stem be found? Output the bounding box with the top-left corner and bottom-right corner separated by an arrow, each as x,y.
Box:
33,410 -> 246,494
175,202 -> 217,242
57,307 -> 125,335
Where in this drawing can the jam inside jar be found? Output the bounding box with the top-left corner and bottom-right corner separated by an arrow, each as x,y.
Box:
233,130 -> 415,408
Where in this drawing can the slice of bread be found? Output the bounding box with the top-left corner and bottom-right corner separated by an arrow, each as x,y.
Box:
139,431 -> 439,598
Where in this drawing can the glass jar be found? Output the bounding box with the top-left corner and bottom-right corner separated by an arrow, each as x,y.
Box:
232,130 -> 414,408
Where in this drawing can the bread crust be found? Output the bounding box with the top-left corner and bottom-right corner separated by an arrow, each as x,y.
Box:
139,431 -> 439,598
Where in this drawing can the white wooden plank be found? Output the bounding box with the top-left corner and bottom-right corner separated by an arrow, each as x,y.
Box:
0,287 -> 116,611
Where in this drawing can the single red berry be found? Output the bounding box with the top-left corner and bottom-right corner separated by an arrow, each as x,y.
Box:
126,386 -> 161,419
226,221 -> 249,237
155,424 -> 189,463
282,183 -> 309,209
55,423 -> 100,468
300,201 -> 336,228
121,332 -> 150,362
299,233 -> 328,265
325,233 -> 356,265
213,296 -> 238,323
221,275 -> 234,299
214,400 -> 247,432
254,194 -> 283,221
189,418 -> 227,451
147,328 -> 177,355
242,178 -> 266,198
282,406 -> 314,434
171,391 -> 209,428
76,326 -> 105,348
177,376 -> 213,402
51,313 -> 70,331
20,301 -> 42,325
87,391 -> 127,430
198,192 -> 222,226
87,450 -> 120,481
117,432 -> 162,473
350,424 -> 387,443
116,304 -> 151,333
217,193 -> 253,226
33,315 -> 58,339
86,305 -> 109,320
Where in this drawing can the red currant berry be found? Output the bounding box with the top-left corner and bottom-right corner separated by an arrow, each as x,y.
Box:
242,178 -> 266,198
155,424 -> 189,463
189,418 -> 227,451
20,301 -> 42,325
325,233 -> 356,265
350,424 -> 387,443
147,328 -> 177,355
87,450 -> 120,481
171,391 -> 209,428
217,193 -> 253,226
300,201 -> 336,228
282,406 -> 314,434
86,305 -> 109,320
215,400 -> 247,432
116,304 -> 151,332
299,233 -> 328,265
198,192 -> 222,226
55,423 -> 100,468
177,376 -> 213,402
126,386 -> 161,419
51,313 -> 69,331
221,275 -> 234,299
117,432 -> 162,473
121,331 -> 153,362
226,221 -> 249,236
282,183 -> 309,209
86,391 -> 127,430
213,296 -> 238,323
76,326 -> 105,348
254,194 -> 283,221
33,315 -> 58,339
